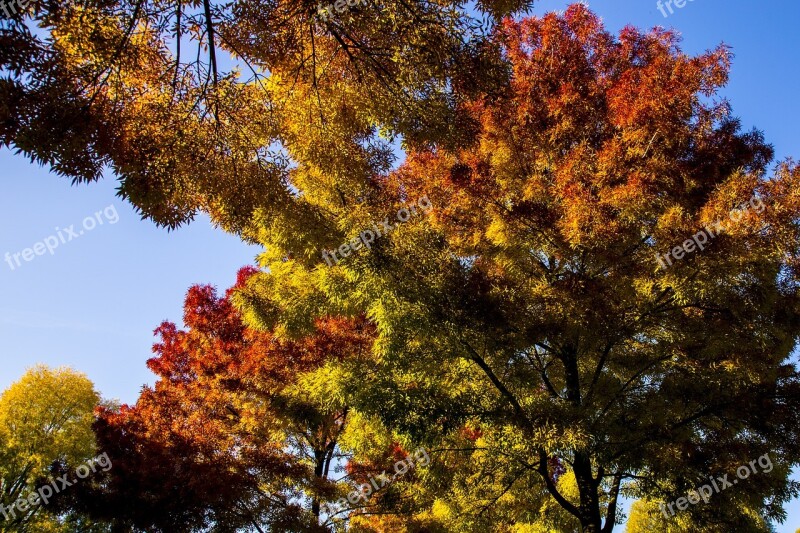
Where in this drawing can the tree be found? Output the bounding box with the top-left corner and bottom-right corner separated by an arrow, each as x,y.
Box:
73,267 -> 376,531
232,5 -> 800,532
625,499 -> 775,533
0,365 -> 101,531
1,0 -> 523,232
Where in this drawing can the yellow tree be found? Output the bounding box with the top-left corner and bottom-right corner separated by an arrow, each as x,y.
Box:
625,499 -> 774,533
0,366 -> 101,531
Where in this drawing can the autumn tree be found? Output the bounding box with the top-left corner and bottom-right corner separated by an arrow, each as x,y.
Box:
624,499 -> 776,533
231,5 -> 800,532
69,267 -> 375,531
0,365 -> 102,531
1,0 -> 523,233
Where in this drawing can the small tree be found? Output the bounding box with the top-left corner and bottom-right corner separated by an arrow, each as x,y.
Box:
0,365 -> 100,530
75,268 -> 374,531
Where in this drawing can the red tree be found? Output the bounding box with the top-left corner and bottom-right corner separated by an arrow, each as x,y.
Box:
79,267 -> 374,531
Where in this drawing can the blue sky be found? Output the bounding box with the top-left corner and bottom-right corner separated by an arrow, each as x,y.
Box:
1,0 -> 798,529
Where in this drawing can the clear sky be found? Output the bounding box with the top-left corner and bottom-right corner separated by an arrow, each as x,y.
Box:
1,0 -> 798,529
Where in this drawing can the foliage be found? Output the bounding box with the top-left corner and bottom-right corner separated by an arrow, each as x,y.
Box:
625,499 -> 773,533
72,268 -> 376,531
1,0 -> 524,232
232,5 -> 800,532
4,0 -> 800,531
0,365 -> 101,532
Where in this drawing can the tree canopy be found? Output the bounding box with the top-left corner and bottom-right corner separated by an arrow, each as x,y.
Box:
3,1 -> 800,532
1,0 -> 522,231
231,5 -> 800,532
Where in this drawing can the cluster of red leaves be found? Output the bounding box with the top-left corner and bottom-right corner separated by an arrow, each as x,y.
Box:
344,441 -> 414,484
396,4 -> 772,259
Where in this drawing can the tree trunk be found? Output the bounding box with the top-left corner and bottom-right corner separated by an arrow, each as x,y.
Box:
311,449 -> 326,520
574,451 -> 604,532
